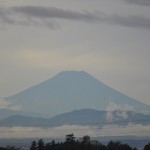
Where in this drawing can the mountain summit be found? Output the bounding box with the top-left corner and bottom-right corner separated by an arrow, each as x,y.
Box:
5,71 -> 150,116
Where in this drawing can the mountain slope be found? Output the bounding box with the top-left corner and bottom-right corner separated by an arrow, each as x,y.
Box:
5,71 -> 150,116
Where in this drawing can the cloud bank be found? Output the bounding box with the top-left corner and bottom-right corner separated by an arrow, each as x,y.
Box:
0,6 -> 150,30
0,124 -> 149,139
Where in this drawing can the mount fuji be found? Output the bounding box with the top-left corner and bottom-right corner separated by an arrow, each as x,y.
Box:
5,71 -> 150,116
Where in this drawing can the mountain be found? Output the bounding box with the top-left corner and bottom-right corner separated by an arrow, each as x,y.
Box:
49,108 -> 150,126
0,108 -> 41,121
5,71 -> 150,116
0,109 -> 21,121
0,108 -> 48,121
0,115 -> 50,127
0,109 -> 150,127
49,109 -> 106,125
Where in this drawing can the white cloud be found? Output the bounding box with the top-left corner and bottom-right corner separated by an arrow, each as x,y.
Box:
116,111 -> 128,119
105,101 -> 133,122
106,101 -> 133,112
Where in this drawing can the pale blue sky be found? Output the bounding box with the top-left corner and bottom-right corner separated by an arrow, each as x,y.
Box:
0,0 -> 150,107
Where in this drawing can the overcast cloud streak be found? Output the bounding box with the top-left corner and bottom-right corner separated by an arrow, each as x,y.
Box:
0,6 -> 150,30
124,0 -> 150,6
12,6 -> 101,22
0,6 -> 102,29
107,14 -> 150,29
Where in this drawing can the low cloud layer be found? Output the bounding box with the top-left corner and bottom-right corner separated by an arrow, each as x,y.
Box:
0,124 -> 149,139
0,6 -> 150,30
124,0 -> 150,7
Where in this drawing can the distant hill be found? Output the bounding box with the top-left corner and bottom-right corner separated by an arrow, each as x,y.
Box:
0,108 -> 43,121
5,71 -> 150,116
49,109 -> 150,125
0,109 -> 150,127
0,115 -> 50,127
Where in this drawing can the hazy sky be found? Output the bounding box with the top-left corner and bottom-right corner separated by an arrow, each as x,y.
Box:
0,0 -> 150,107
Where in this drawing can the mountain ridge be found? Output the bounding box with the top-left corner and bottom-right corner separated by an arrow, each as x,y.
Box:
0,109 -> 150,127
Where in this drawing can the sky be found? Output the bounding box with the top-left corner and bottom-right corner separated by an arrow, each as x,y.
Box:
0,0 -> 150,108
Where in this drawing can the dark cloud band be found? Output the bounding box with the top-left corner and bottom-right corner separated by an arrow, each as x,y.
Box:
124,0 -> 150,6
0,6 -> 150,30
0,6 -> 103,29
12,6 -> 101,22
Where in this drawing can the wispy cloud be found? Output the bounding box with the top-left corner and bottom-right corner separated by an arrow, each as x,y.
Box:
124,0 -> 150,7
0,5 -> 150,30
106,101 -> 133,112
12,6 -> 101,22
0,98 -> 10,109
0,6 -> 102,29
106,101 -> 133,122
105,14 -> 150,30
0,97 -> 20,110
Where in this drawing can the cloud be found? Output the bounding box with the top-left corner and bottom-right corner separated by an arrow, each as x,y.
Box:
105,14 -> 150,30
0,125 -> 93,139
0,97 -> 20,110
0,5 -> 150,30
0,6 -> 101,29
106,101 -> 133,122
124,0 -> 150,7
0,98 -> 10,109
12,6 -> 101,22
106,101 -> 133,112
0,124 -> 150,139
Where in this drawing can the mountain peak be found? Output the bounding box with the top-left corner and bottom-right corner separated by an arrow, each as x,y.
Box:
59,70 -> 86,74
5,71 -> 150,116
53,70 -> 93,79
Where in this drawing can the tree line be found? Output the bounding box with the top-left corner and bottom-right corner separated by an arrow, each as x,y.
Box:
0,134 -> 150,150
29,134 -> 150,150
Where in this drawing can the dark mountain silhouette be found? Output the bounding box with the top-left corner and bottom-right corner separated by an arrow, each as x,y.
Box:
5,71 -> 150,116
0,115 -> 50,127
0,108 -> 49,121
0,109 -> 150,127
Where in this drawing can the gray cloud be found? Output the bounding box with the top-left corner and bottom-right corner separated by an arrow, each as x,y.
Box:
0,6 -> 102,29
0,6 -> 150,30
106,14 -> 150,30
12,6 -> 101,22
124,0 -> 150,6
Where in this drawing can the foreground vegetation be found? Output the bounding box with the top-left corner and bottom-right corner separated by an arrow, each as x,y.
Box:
29,134 -> 150,150
0,134 -> 150,150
